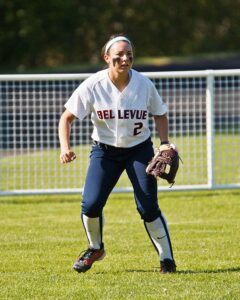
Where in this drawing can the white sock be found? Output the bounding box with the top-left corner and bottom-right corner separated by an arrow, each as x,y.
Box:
82,214 -> 103,249
144,215 -> 173,261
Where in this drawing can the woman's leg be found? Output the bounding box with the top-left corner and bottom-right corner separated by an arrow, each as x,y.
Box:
73,144 -> 125,273
81,144 -> 125,248
125,140 -> 175,266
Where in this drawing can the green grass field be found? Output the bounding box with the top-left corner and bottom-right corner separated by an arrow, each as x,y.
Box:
0,189 -> 239,300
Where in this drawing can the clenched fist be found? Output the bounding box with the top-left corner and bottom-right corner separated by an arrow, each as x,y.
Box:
60,150 -> 76,164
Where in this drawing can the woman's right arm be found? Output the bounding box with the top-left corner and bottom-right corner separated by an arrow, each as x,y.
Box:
58,109 -> 76,163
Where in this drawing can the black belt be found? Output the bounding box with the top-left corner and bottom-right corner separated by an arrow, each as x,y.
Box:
92,137 -> 151,150
92,140 -> 121,150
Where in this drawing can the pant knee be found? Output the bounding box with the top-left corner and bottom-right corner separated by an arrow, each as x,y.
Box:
138,207 -> 162,223
81,199 -> 103,218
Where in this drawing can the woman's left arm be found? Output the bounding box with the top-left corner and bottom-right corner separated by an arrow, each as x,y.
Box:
153,114 -> 169,144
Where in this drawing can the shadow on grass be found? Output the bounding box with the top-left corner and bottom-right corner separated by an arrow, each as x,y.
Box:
125,267 -> 240,274
177,267 -> 240,274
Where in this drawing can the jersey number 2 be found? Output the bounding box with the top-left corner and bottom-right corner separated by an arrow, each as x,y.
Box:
133,122 -> 143,136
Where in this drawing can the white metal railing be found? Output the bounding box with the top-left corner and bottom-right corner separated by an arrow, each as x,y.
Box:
0,69 -> 240,195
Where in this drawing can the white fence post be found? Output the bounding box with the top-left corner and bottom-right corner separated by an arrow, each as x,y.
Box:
206,71 -> 215,189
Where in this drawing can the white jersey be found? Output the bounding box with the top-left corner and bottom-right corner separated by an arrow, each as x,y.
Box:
65,69 -> 168,148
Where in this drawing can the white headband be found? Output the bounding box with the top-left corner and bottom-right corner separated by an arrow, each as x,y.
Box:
105,36 -> 131,54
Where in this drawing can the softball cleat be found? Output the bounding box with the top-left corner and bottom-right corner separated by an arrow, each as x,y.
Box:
160,259 -> 176,274
73,244 -> 106,273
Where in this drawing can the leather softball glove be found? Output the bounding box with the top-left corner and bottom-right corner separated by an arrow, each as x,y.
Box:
146,144 -> 180,186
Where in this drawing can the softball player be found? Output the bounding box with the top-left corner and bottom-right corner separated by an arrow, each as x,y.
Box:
58,34 -> 176,273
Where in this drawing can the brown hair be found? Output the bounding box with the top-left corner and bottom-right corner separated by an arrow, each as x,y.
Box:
101,33 -> 134,59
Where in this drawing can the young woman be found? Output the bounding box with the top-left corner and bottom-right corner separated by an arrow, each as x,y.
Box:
58,34 -> 176,273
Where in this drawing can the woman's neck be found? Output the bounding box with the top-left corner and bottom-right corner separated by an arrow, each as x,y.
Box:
108,70 -> 130,92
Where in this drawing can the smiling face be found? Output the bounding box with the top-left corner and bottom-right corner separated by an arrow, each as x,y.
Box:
104,41 -> 134,74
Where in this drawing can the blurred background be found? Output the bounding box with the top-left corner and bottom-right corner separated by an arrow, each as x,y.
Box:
0,0 -> 240,73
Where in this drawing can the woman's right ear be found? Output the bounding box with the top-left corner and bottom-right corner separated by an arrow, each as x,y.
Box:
103,53 -> 110,64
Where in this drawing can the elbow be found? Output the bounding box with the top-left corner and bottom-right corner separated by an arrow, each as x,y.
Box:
59,110 -> 76,126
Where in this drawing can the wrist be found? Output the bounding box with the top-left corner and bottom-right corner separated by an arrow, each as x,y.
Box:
160,140 -> 169,145
61,147 -> 71,153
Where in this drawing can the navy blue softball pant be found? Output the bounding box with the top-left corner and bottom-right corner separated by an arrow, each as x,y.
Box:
81,137 -> 162,222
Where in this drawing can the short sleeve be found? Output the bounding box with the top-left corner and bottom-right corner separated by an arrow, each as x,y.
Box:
64,82 -> 91,120
148,81 -> 168,116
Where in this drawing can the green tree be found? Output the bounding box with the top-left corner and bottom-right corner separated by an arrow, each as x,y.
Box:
0,0 -> 239,71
